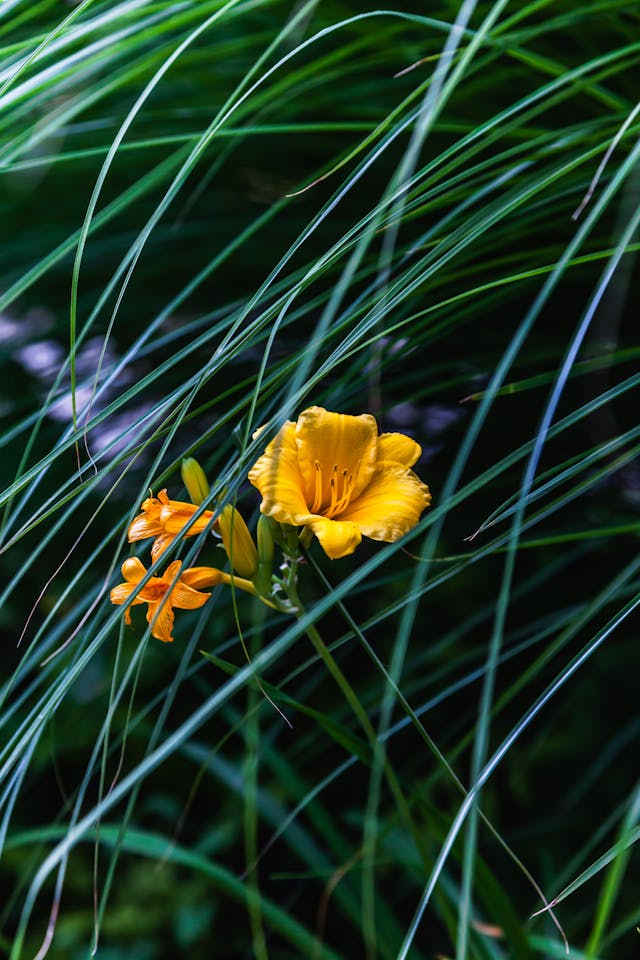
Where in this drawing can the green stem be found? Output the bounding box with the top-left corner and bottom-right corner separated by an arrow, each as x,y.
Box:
244,613 -> 269,960
284,572 -> 426,960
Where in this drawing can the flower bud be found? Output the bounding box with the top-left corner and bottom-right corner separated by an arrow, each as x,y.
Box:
279,521 -> 301,557
254,515 -> 276,595
181,458 -> 210,505
218,504 -> 259,580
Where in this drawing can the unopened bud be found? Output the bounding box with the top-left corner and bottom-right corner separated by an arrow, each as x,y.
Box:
218,504 -> 258,580
254,515 -> 276,595
280,521 -> 301,557
181,458 -> 210,505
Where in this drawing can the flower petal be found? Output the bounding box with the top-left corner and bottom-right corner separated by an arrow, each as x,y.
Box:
162,560 -> 183,582
249,422 -> 311,523
147,599 -> 175,643
128,510 -> 163,542
121,557 -> 147,583
181,566 -> 225,589
339,463 -> 431,541
127,491 -> 165,541
170,582 -> 211,610
295,407 -> 378,506
159,561 -> 211,611
151,533 -> 175,562
307,516 -> 362,559
160,502 -> 215,535
377,432 -> 422,468
110,583 -> 138,606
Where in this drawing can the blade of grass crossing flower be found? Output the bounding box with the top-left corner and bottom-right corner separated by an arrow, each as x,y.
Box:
10,600 -> 352,959
365,0 -> 515,948
395,93 -> 640,960
67,0 -> 250,438
459,189 -> 640,954
398,586 -> 640,960
458,173 -> 640,954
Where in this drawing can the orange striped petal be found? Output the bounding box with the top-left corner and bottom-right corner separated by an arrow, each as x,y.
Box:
151,533 -> 175,562
162,560 -> 183,581
110,582 -> 138,606
159,561 -> 210,610
160,503 -> 214,535
128,512 -> 163,542
181,566 -> 225,589
127,492 -> 164,542
147,600 -> 175,643
170,582 -> 211,610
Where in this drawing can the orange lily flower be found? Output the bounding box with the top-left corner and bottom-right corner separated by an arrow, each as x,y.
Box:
128,489 -> 217,561
110,557 -> 220,643
248,406 -> 431,559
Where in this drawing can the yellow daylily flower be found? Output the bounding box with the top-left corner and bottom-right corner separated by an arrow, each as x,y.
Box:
110,557 -> 219,643
128,489 -> 218,561
248,405 -> 431,559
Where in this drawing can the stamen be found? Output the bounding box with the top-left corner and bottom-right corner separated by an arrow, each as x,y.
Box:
327,467 -> 354,518
310,459 -> 323,513
329,468 -> 338,516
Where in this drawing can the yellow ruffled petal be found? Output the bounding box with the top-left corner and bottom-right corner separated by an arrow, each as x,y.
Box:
377,433 -> 422,468
255,420 -> 297,456
295,407 -> 378,507
307,516 -> 362,559
339,463 -> 431,541
249,423 -> 310,524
